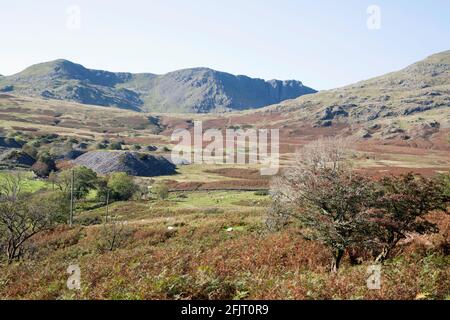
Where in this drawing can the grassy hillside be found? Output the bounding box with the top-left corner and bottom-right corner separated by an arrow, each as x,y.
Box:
262,51 -> 450,130
1,193 -> 448,300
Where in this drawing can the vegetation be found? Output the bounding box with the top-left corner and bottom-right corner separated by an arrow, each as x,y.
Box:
0,174 -> 65,263
269,138 -> 449,272
152,182 -> 169,200
0,50 -> 449,299
54,167 -> 98,200
106,172 -> 139,201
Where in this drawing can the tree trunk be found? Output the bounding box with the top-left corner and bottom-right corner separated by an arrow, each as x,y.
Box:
6,243 -> 17,264
330,249 -> 344,273
376,237 -> 400,263
349,248 -> 362,265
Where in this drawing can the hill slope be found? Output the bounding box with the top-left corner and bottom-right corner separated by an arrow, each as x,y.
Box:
0,60 -> 316,113
264,50 -> 450,128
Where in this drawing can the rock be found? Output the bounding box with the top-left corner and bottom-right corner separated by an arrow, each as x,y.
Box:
320,105 -> 349,121
0,137 -> 22,148
402,105 -> 432,116
386,127 -> 405,134
0,85 -> 14,93
421,120 -> 440,129
75,142 -> 89,150
0,150 -> 36,167
146,145 -> 158,152
313,120 -> 333,128
63,150 -> 85,160
368,124 -> 381,130
358,129 -> 372,139
73,151 -> 176,177
166,156 -> 191,166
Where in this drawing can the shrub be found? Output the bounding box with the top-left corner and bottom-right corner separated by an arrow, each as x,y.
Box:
109,142 -> 123,150
254,190 -> 269,196
132,144 -> 142,151
107,172 -> 139,201
152,182 -> 169,200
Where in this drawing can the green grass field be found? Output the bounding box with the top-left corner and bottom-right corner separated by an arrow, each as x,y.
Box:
0,171 -> 50,193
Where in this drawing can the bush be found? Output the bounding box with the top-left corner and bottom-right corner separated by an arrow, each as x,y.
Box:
22,143 -> 38,158
109,142 -> 123,150
132,144 -> 142,151
32,161 -> 53,178
254,190 -> 269,196
152,182 -> 169,200
107,172 -> 139,201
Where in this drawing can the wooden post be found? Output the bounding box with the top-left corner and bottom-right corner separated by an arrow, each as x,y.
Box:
105,189 -> 110,224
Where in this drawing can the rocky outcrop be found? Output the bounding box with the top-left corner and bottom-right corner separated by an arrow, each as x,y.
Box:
0,137 -> 22,148
73,151 -> 177,177
0,150 -> 36,167
0,60 -> 316,113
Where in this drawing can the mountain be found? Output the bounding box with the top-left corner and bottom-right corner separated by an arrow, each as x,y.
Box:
264,50 -> 450,130
0,60 -> 316,113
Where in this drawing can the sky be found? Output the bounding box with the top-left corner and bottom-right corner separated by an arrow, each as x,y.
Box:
0,0 -> 449,90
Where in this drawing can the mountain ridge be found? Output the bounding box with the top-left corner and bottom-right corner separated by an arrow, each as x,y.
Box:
0,60 -> 316,113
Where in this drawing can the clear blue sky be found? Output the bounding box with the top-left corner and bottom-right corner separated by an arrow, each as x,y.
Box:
1,0 -> 449,90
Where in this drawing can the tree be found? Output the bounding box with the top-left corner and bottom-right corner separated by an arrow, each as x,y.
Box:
0,173 -> 24,202
32,161 -> 54,178
56,167 -> 98,200
107,172 -> 138,201
96,215 -> 126,252
0,175 -> 63,263
268,137 -> 376,272
369,173 -> 449,262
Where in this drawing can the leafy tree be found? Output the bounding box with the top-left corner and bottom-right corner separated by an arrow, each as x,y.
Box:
369,173 -> 449,262
268,138 -> 377,272
107,172 -> 138,201
56,167 -> 98,200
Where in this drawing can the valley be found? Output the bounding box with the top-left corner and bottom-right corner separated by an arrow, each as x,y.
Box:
0,51 -> 449,300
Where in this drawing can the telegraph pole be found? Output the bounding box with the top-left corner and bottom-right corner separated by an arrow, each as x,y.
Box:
69,169 -> 74,227
105,189 -> 110,224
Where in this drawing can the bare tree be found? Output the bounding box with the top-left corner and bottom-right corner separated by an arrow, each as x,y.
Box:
97,215 -> 126,252
0,173 -> 60,263
268,137 -> 376,273
0,172 -> 24,202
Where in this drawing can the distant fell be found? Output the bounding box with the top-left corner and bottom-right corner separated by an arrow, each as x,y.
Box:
0,60 -> 316,113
